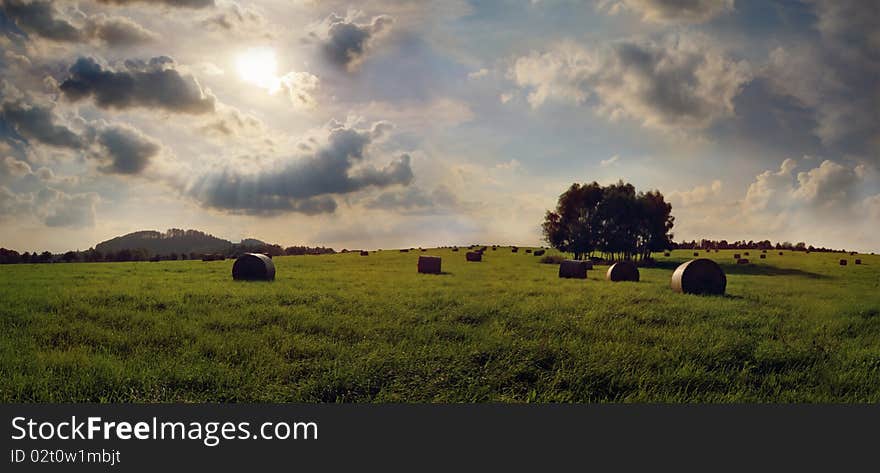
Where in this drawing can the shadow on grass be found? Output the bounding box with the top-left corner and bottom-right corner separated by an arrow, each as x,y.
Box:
650,259 -> 829,279
419,272 -> 454,276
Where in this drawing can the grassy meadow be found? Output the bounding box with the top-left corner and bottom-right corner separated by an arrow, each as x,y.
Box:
1,248 -> 879,402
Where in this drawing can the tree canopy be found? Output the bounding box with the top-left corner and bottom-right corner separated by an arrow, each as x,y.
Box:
542,181 -> 674,261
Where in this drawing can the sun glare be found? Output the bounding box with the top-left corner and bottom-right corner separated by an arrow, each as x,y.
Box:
236,47 -> 280,91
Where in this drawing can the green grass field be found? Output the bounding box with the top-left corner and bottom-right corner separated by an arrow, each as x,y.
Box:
1,248 -> 879,402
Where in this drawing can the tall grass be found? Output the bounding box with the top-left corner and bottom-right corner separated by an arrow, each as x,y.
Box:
1,248 -> 879,402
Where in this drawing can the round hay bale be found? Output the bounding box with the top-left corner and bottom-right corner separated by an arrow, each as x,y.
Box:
839,259 -> 847,266
533,249 -> 546,256
855,259 -> 862,265
421,249 -> 427,252
400,249 -> 409,253
663,252 -> 670,257
744,252 -> 750,256
762,249 -> 767,253
605,261 -> 639,282
466,251 -> 482,262
779,252 -> 784,256
511,247 -> 519,253
232,253 -> 275,281
418,256 -> 442,274
558,260 -> 589,279
670,258 -> 726,295
737,258 -> 749,264
360,250 -> 369,256
759,254 -> 766,259
693,252 -> 699,257
733,253 -> 741,259
452,247 -> 459,252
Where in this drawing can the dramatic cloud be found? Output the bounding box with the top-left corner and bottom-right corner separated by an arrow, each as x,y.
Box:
0,97 -> 83,149
87,122 -> 161,175
40,187 -> 98,228
0,181 -> 98,229
511,34 -> 751,130
94,0 -> 215,8
1,0 -> 156,45
313,12 -> 394,71
365,185 -> 460,215
1,0 -> 80,42
200,1 -> 269,37
277,71 -> 319,109
83,13 -> 158,46
185,121 -> 414,215
59,57 -> 215,114
764,0 -> 879,152
599,0 -> 734,24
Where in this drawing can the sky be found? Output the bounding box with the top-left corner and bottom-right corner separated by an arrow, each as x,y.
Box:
0,0 -> 877,252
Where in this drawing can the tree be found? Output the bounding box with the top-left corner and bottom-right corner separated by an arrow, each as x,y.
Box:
542,181 -> 674,262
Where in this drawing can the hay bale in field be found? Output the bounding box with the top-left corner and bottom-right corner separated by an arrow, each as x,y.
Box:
760,254 -> 766,259
693,252 -> 699,257
466,251 -> 482,262
534,249 -> 546,256
839,259 -> 847,266
663,252 -> 670,257
360,250 -> 369,256
511,247 -> 519,253
558,260 -> 589,279
670,258 -> 726,295
850,251 -> 857,256
418,256 -> 441,274
526,249 -> 533,254
762,249 -> 767,253
779,252 -> 784,256
733,253 -> 740,259
737,258 -> 749,264
855,259 -> 862,264
400,249 -> 409,253
232,253 -> 275,281
452,247 -> 459,252
421,249 -> 427,252
606,261 -> 639,282
744,252 -> 750,256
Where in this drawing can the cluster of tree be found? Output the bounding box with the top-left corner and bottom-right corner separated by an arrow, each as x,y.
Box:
542,181 -> 674,262
674,239 -> 852,253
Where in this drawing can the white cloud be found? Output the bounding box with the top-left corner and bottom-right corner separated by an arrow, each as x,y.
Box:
510,34 -> 752,131
600,155 -> 620,167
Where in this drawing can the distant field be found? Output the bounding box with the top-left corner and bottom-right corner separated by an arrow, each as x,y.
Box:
1,248 -> 879,402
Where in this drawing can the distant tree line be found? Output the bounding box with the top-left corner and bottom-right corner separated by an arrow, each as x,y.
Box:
0,244 -> 336,264
542,181 -> 674,262
673,239 -> 854,253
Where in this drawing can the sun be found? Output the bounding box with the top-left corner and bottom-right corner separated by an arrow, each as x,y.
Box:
236,47 -> 280,91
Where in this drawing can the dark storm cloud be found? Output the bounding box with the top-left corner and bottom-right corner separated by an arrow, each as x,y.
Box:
318,13 -> 393,71
59,57 -> 215,114
0,99 -> 83,149
1,0 -> 80,42
187,122 -> 414,215
95,0 -> 215,8
1,0 -> 156,45
764,0 -> 879,154
89,123 -> 161,175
